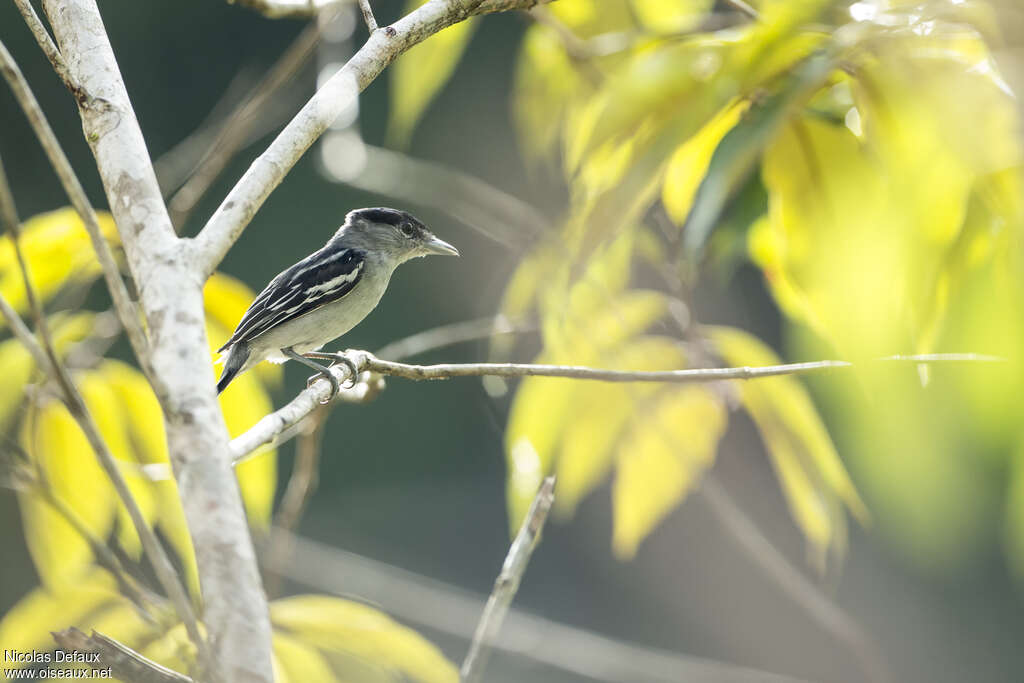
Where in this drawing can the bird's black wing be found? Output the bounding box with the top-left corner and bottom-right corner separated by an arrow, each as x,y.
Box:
217,245 -> 366,351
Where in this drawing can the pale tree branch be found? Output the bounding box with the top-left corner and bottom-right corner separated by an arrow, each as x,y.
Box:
52,628 -> 193,683
194,0 -> 555,279
11,0 -> 74,90
358,0 -> 379,32
0,194 -> 203,667
37,1 -> 273,680
0,38 -> 151,377
461,475 -> 556,683
231,350 -> 1001,466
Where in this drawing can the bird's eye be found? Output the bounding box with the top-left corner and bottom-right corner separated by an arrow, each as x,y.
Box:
400,223 -> 415,237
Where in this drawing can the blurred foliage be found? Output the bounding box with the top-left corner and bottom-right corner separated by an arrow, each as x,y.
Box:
0,210 -> 457,680
489,0 -> 1024,574
387,0 -> 479,148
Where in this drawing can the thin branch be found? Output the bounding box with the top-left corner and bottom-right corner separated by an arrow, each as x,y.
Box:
167,20 -> 324,229
699,476 -> 890,683
460,475 -> 555,683
11,0 -> 76,92
0,154 -> 207,664
267,529 -> 811,683
231,350 -> 1001,466
358,0 -> 379,31
0,38 -> 151,377
356,353 -> 853,383
194,0 -> 555,278
52,628 -> 193,683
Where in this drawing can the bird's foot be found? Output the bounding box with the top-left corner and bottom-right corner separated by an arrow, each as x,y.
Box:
303,351 -> 360,388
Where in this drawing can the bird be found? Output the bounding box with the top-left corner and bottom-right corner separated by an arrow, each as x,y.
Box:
215,207 -> 459,398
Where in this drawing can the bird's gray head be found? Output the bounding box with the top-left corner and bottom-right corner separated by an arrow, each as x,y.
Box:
332,207 -> 459,263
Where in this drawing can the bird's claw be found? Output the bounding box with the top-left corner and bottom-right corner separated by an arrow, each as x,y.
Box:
303,351 -> 360,388
307,370 -> 340,404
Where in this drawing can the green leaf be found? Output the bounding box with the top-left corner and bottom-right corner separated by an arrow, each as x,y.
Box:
271,595 -> 458,683
387,1 -> 478,148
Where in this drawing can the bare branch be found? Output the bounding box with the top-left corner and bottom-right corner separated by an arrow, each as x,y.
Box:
0,151 -> 205,666
231,350 -> 1001,466
268,530 -> 812,683
461,475 -> 555,683
0,39 -> 150,375
358,0 -> 379,32
195,0 -> 554,278
52,628 -> 193,683
11,0 -> 76,91
39,1 -> 273,679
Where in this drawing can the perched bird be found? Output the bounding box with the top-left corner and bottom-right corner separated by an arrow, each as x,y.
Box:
215,207 -> 458,397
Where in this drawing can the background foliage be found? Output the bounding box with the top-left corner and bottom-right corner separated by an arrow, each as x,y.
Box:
2,0 -> 1024,681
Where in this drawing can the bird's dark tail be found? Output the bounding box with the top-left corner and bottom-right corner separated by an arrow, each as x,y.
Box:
217,342 -> 250,394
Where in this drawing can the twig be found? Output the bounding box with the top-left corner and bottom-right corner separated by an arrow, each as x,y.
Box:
0,154 -> 207,665
0,39 -> 150,377
264,405 -> 329,597
52,628 -> 193,683
167,19 -> 324,229
461,475 -> 555,683
357,353 -> 853,382
230,351 -> 1001,465
11,0 -> 76,92
700,476 -> 890,683
194,0 -> 556,278
358,0 -> 379,31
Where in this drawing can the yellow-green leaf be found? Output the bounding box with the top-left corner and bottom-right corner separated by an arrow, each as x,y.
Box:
271,595 -> 458,683
612,385 -> 726,558
707,325 -> 867,566
19,398 -> 118,587
273,632 -> 339,683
